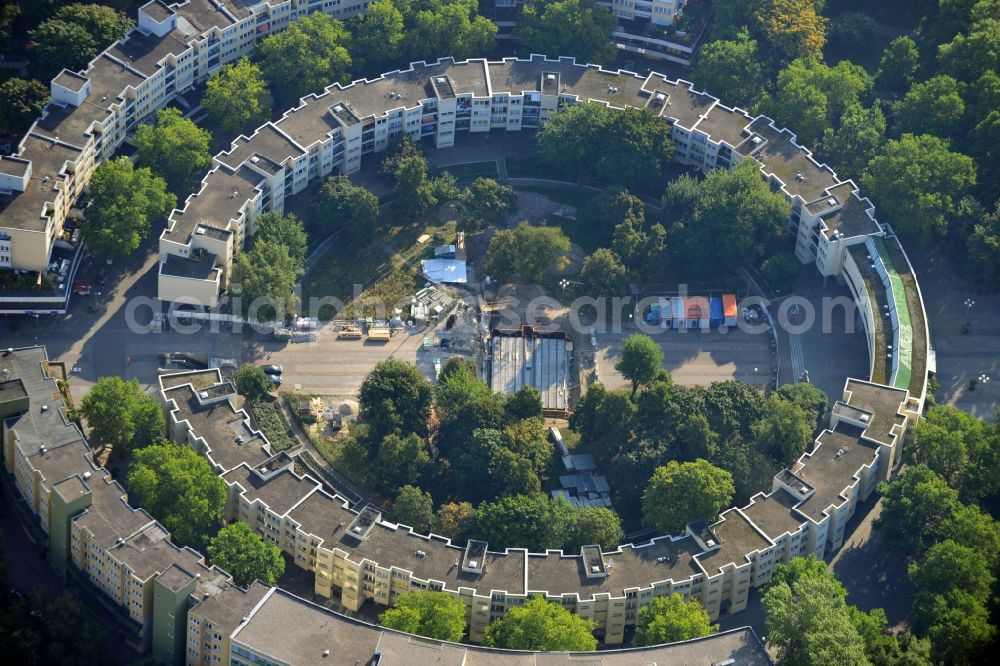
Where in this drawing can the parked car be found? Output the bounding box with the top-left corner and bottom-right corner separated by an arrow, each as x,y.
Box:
261,364 -> 283,374
267,374 -> 282,386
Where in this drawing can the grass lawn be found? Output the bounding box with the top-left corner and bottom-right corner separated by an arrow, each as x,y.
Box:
515,185 -> 611,253
302,205 -> 455,319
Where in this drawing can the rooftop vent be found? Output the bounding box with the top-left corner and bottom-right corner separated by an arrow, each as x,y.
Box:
333,104 -> 345,113
860,414 -> 871,423
827,198 -> 837,206
706,539 -> 716,548
322,650 -> 330,658
435,77 -> 446,84
83,471 -> 92,480
249,155 -> 260,164
229,189 -> 238,199
40,405 -> 48,413
198,390 -> 209,399
39,445 -> 47,455
751,136 -> 762,145
234,435 -> 244,444
799,486 -> 809,494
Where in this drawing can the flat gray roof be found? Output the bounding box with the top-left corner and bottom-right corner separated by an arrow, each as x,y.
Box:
696,509 -> 772,574
742,117 -> 839,203
527,536 -> 701,597
0,134 -> 81,232
232,588 -> 772,665
844,379 -> 907,446
346,524 -> 528,595
164,384 -> 269,473
223,465 -> 318,517
161,251 -> 220,280
793,426 -> 879,522
740,489 -> 807,542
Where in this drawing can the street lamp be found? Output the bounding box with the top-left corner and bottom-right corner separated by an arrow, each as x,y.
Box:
970,374 -> 990,391
965,298 -> 975,320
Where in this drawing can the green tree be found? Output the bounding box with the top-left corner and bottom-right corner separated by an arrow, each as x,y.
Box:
30,20 -> 94,80
693,30 -> 764,107
873,465 -> 960,553
861,134 -> 977,247
752,395 -> 813,463
753,0 -> 828,62
827,11 -> 877,53
875,36 -> 920,96
666,161 -> 789,276
759,253 -> 800,294
456,177 -> 517,232
893,75 -> 966,138
760,57 -> 873,145
80,376 -> 163,462
537,103 -> 674,192
399,0 -> 497,64
633,594 -> 718,646
379,591 -> 467,641
922,589 -> 995,665
207,521 -> 284,586
254,211 -> 308,264
434,501 -> 475,541
346,0 -> 404,74
435,357 -> 493,418
257,12 -> 351,102
677,414 -> 720,461
203,57 -> 271,134
909,539 -> 996,664
390,154 -> 438,219
966,202 -> 1000,288
393,485 -> 435,533
514,0 -> 617,65
312,175 -> 380,242
909,540 -> 994,614
776,382 -> 827,430
128,442 -> 227,546
579,248 -> 628,298
359,360 -> 433,438
505,385 -> 543,421
135,107 -> 212,193
615,334 -> 664,397
906,405 -> 983,490
483,596 -> 597,651
939,502 -> 1000,568
0,77 -> 48,137
822,103 -> 886,180
484,222 -> 570,284
642,460 -> 735,533
233,365 -> 273,402
472,494 -> 560,551
82,157 -> 175,260
436,393 -> 506,456
374,432 -> 430,492
580,185 -> 645,249
54,3 -> 132,46
564,507 -> 624,551
763,559 -> 870,666
937,12 -> 1000,82
231,240 -> 303,322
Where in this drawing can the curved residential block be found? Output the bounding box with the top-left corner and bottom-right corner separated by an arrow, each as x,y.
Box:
0,2 -> 930,664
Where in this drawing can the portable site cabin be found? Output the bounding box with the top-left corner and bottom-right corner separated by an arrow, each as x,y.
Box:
669,297 -> 685,329
710,297 -> 725,328
686,296 -> 711,330
722,294 -> 738,328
